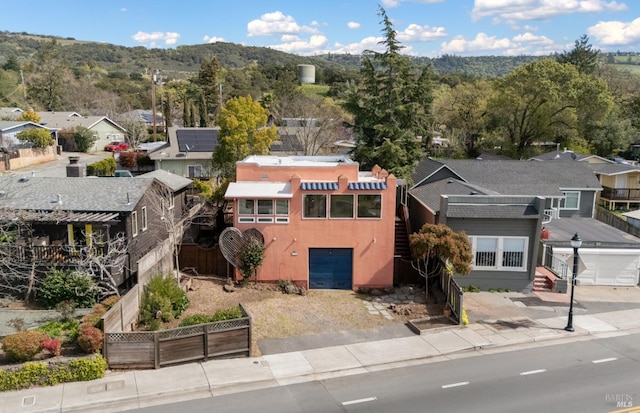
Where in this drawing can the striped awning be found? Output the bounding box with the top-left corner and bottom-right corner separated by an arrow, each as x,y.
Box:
348,182 -> 387,190
300,182 -> 339,190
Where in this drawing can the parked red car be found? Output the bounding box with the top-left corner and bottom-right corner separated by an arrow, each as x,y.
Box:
104,141 -> 129,152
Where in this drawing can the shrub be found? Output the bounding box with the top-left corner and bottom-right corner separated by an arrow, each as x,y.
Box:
0,355 -> 107,391
37,320 -> 80,342
118,151 -> 137,168
140,274 -> 189,329
100,295 -> 120,310
40,338 -> 61,357
211,306 -> 244,322
2,330 -> 47,362
16,128 -> 55,147
77,324 -> 103,353
73,126 -> 96,153
461,308 -> 469,326
55,300 -> 77,321
39,269 -> 98,309
81,312 -> 103,328
87,157 -> 117,176
179,314 -> 213,327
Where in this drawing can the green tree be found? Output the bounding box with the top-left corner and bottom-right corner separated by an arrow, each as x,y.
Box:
409,223 -> 473,278
16,109 -> 40,123
26,40 -> 71,110
213,95 -> 278,178
2,55 -> 21,72
198,93 -> 208,127
239,237 -> 265,281
73,126 -> 96,153
16,128 -> 54,147
193,56 -> 221,120
484,58 -> 613,158
343,6 -> 433,179
182,95 -> 191,127
556,35 -> 600,75
163,91 -> 173,131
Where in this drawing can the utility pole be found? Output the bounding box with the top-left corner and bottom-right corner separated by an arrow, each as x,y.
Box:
152,70 -> 159,142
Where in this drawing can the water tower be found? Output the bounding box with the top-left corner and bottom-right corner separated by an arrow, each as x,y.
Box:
297,64 -> 316,84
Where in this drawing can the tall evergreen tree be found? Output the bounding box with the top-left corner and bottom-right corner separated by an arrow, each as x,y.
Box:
556,35 -> 600,75
343,6 -> 433,179
193,56 -> 221,120
198,93 -> 208,127
182,95 -> 190,127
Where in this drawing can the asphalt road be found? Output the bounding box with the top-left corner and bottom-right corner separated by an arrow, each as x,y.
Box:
127,333 -> 640,413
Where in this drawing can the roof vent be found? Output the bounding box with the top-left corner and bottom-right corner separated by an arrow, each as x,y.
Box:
18,176 -> 29,183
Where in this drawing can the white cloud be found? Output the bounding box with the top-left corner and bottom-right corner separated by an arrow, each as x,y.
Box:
588,17 -> 640,45
472,0 -> 628,23
381,0 -> 443,7
120,8 -> 127,12
441,32 -> 513,54
268,34 -> 329,55
332,37 -> 385,54
348,21 -> 361,30
398,23 -> 447,42
247,11 -> 317,37
203,35 -> 225,44
132,31 -> 180,46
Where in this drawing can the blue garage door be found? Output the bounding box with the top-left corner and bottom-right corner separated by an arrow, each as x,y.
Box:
309,248 -> 353,289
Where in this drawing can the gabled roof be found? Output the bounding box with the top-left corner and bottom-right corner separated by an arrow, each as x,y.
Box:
37,112 -> 125,132
0,107 -> 23,119
137,169 -> 192,192
414,158 -> 601,197
409,179 -> 491,213
120,109 -> 163,124
0,121 -> 53,132
0,176 -> 153,212
411,157 -> 464,188
149,127 -> 220,160
529,150 -> 611,163
586,162 -> 640,176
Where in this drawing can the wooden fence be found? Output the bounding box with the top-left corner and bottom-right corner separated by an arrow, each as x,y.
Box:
179,243 -> 228,276
103,305 -> 251,369
595,205 -> 640,238
440,267 -> 463,325
102,284 -> 142,333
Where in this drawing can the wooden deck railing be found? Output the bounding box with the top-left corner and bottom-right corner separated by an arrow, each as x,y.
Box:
601,186 -> 640,201
1,244 -> 106,264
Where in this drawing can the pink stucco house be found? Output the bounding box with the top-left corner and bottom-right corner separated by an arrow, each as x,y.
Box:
224,155 -> 397,290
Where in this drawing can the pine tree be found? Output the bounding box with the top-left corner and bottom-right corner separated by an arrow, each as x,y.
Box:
343,6 -> 433,179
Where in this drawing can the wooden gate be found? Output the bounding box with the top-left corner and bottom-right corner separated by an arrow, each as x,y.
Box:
179,243 -> 227,276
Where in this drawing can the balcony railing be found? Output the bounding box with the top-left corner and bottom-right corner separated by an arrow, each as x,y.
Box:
601,186 -> 640,201
3,244 -> 106,264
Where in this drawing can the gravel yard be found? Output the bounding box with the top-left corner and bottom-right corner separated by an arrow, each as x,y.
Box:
174,276 -> 444,356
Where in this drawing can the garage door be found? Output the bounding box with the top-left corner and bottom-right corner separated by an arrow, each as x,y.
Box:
309,248 -> 353,289
554,248 -> 640,286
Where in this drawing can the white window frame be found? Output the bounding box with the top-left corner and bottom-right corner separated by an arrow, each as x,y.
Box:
141,206 -> 148,231
168,195 -> 175,210
560,191 -> 580,210
131,211 -> 138,237
356,194 -> 382,219
187,164 -> 203,178
469,236 -> 528,271
237,198 -> 290,224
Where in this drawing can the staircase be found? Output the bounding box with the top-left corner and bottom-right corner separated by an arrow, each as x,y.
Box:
394,217 -> 411,260
533,268 -> 554,292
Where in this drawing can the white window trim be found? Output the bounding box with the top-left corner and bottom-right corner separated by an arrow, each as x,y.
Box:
131,211 -> 139,237
560,190 -> 580,210
141,206 -> 148,231
237,198 -> 290,224
469,235 -> 528,272
168,195 -> 175,210
187,164 -> 203,178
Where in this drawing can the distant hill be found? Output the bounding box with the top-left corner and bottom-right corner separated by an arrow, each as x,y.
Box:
1,31 -> 638,80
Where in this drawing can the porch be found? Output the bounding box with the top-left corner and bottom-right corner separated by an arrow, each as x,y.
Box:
600,186 -> 640,210
5,243 -> 108,264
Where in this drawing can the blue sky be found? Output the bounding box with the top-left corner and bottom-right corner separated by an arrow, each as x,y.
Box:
2,0 -> 639,57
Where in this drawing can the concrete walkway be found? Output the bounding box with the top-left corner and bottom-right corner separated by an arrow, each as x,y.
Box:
3,286 -> 640,413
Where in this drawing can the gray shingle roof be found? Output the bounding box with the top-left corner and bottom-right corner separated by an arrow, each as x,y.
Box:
529,150 -> 603,162
586,162 -> 640,176
0,176 -> 153,212
137,169 -> 192,191
36,112 -> 125,132
419,159 -> 601,196
409,179 -> 489,212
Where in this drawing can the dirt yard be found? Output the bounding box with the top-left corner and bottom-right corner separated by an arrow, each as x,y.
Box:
171,276 -> 446,356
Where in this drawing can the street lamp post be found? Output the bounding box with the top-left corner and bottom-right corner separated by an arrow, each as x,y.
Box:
564,232 -> 582,332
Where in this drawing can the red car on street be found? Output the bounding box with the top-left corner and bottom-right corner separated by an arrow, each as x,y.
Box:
104,141 -> 129,152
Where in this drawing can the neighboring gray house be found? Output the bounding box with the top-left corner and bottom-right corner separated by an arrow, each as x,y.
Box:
407,158 -> 637,290
0,107 -> 23,119
120,109 -> 164,128
0,121 -> 58,148
148,126 -> 219,179
0,170 -> 193,291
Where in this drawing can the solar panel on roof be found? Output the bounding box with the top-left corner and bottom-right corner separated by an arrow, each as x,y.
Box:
176,129 -> 218,152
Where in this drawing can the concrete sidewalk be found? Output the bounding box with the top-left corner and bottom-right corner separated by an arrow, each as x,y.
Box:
3,306 -> 640,413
